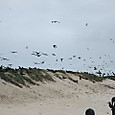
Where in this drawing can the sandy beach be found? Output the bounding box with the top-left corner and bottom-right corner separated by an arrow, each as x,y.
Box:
0,72 -> 115,115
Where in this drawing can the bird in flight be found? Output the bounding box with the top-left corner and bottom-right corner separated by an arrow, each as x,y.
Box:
94,67 -> 97,70
31,51 -> 41,57
53,44 -> 57,48
85,23 -> 88,26
87,48 -> 90,50
110,38 -> 115,43
0,57 -> 9,61
41,61 -> 45,64
73,55 -> 76,58
51,21 -> 60,23
60,58 -> 64,62
78,57 -> 81,59
8,64 -> 12,67
52,53 -> 56,56
41,53 -> 48,56
69,57 -> 72,60
99,57 -> 101,59
110,38 -> 112,40
34,62 -> 40,65
26,46 -> 28,49
10,51 -> 18,54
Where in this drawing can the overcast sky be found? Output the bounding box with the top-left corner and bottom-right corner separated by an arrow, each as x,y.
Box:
0,0 -> 115,75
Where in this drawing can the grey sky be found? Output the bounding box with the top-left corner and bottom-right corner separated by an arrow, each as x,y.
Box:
0,0 -> 115,75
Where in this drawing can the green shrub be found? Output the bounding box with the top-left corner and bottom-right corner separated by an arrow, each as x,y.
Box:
55,70 -> 66,74
0,72 -> 22,88
11,73 -> 25,85
22,76 -> 36,85
42,71 -> 54,81
78,72 -> 105,82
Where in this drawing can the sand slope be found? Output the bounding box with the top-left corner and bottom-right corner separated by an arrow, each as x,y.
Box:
0,72 -> 115,115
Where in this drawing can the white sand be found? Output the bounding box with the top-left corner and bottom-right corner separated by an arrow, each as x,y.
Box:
0,73 -> 115,115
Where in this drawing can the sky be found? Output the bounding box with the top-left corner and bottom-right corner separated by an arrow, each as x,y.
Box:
0,0 -> 115,75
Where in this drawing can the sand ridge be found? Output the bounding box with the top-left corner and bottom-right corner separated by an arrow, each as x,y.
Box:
0,72 -> 114,115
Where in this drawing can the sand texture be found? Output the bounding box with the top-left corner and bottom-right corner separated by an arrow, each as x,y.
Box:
0,72 -> 115,115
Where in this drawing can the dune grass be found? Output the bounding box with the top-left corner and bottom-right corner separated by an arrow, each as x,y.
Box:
0,67 -> 114,88
77,72 -> 106,82
0,67 -> 55,88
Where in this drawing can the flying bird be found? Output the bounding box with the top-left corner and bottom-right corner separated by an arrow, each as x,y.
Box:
60,58 -> 64,62
87,48 -> 90,50
51,21 -> 60,23
0,57 -> 9,61
92,60 -> 94,63
52,53 -> 56,56
83,59 -> 86,61
26,46 -> 28,49
73,55 -> 76,58
78,57 -> 81,59
85,23 -> 88,26
110,38 -> 112,40
109,38 -> 115,43
53,45 -> 57,48
41,53 -> 48,56
34,62 -> 40,65
94,67 -> 97,70
31,51 -> 41,58
69,57 -> 72,60
41,61 -> 45,64
10,51 -> 18,54
104,54 -> 107,57
8,64 -> 12,67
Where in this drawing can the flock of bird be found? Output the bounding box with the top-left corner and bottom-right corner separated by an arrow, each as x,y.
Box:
0,41 -> 115,76
0,20 -> 115,76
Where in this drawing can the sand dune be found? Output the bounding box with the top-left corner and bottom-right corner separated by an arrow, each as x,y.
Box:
0,72 -> 115,115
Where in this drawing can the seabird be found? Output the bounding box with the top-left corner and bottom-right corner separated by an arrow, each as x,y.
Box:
52,53 -> 56,56
78,57 -> 81,59
53,45 -> 57,48
85,23 -> 88,26
51,21 -> 60,23
60,58 -> 64,62
10,51 -> 18,53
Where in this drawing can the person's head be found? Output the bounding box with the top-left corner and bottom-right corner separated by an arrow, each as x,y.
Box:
85,108 -> 95,115
112,97 -> 115,106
